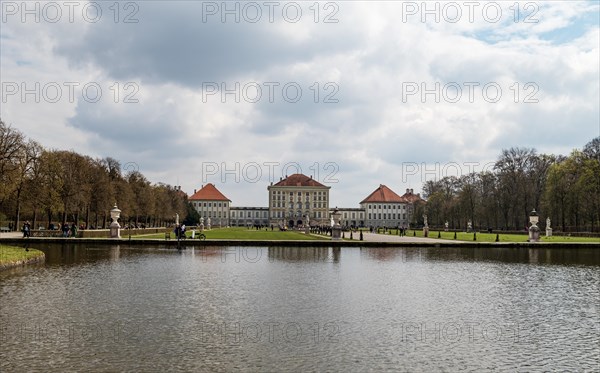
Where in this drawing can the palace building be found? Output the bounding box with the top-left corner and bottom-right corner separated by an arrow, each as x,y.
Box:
188,178 -> 424,229
360,184 -> 410,228
267,174 -> 331,227
188,183 -> 231,227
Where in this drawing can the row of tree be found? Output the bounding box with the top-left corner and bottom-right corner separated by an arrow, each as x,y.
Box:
1,120 -> 189,231
418,138 -> 600,233
2,119 -> 598,233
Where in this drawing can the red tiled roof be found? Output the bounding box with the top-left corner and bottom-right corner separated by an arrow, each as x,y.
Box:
360,184 -> 405,204
273,174 -> 328,188
188,183 -> 231,201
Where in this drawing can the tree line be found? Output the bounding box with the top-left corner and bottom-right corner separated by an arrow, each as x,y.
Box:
1,120 -> 188,231
420,138 -> 600,233
2,119 -> 598,233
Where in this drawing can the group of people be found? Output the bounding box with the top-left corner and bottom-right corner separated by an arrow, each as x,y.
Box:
61,223 -> 78,237
174,224 -> 186,239
21,222 -> 78,238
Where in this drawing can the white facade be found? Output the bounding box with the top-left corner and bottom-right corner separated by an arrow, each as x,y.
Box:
230,207 -> 269,227
361,202 -> 409,228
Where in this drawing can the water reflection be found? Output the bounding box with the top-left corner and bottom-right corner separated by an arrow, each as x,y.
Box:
360,246 -> 600,266
269,247 -> 340,263
1,244 -> 598,372
7,243 -> 600,267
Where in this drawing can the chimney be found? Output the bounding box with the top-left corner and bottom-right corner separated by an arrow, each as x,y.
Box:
280,177 -> 282,181
194,189 -> 197,194
406,188 -> 410,194
410,188 -> 414,194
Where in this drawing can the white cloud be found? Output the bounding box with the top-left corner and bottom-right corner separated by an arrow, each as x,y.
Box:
1,0 -> 598,206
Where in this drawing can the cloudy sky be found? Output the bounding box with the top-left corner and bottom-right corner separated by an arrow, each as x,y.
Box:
1,0 -> 599,207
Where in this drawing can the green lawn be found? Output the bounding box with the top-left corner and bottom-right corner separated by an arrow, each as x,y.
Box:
133,227 -> 322,241
0,245 -> 45,266
400,230 -> 600,243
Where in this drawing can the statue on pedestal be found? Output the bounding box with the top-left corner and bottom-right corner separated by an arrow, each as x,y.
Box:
545,217 -> 552,237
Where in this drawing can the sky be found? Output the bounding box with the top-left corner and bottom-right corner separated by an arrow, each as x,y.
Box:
1,0 -> 599,207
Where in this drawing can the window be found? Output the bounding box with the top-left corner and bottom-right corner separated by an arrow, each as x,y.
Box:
203,202 -> 207,207
368,213 -> 371,219
383,213 -> 386,219
383,205 -> 386,210
378,213 -> 381,219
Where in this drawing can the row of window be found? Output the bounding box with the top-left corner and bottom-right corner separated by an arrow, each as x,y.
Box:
342,212 -> 364,219
193,202 -> 229,208
368,213 -> 407,220
271,191 -> 327,195
270,211 -> 324,219
367,204 -> 406,211
231,211 -> 269,218
271,202 -> 328,209
272,196 -> 328,202
199,211 -> 225,218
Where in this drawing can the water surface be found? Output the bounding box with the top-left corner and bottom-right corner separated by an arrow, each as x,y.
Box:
1,244 -> 599,372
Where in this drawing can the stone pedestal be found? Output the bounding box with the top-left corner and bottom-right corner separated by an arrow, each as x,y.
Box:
529,225 -> 540,242
332,226 -> 341,240
110,222 -> 121,238
109,205 -> 121,238
423,227 -> 429,238
546,228 -> 552,237
331,208 -> 342,240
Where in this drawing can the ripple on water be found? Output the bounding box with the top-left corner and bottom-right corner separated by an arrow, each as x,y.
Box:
1,245 -> 599,372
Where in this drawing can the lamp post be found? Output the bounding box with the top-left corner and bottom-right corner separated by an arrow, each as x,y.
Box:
528,209 -> 540,242
109,204 -> 121,238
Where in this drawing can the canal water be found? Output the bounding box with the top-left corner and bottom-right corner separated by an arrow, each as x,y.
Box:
1,244 -> 599,372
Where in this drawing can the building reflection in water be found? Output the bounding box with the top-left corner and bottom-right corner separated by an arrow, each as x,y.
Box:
358,246 -> 600,266
361,247 -> 406,262
268,247 -> 340,263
